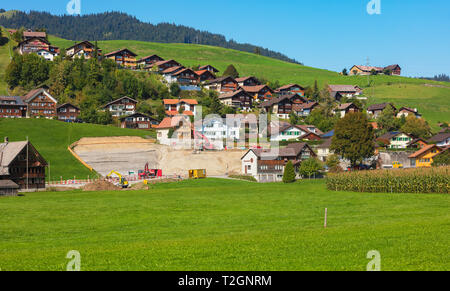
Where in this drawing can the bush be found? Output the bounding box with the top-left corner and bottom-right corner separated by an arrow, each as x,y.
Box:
282,161 -> 296,183
327,167 -> 450,194
299,158 -> 323,178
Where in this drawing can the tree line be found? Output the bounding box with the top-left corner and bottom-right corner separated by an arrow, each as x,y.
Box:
0,10 -> 303,65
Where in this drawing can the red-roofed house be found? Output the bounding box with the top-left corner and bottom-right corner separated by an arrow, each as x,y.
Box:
156,116 -> 193,145
195,70 -> 216,83
235,76 -> 261,87
204,77 -> 239,93
163,99 -> 198,116
147,60 -> 182,72
241,85 -> 274,101
137,55 -> 164,67
65,41 -> 101,60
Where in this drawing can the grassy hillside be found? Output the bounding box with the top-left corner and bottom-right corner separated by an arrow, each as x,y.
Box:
0,179 -> 448,271
50,36 -> 450,89
0,118 -> 154,180
0,27 -> 12,95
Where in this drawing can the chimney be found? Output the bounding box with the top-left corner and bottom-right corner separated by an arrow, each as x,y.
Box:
4,137 -> 8,143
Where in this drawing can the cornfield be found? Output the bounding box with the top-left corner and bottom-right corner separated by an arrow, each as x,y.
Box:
327,166 -> 450,194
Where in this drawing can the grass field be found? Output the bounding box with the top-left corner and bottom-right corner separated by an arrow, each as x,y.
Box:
0,118 -> 154,180
0,179 -> 448,271
0,27 -> 12,95
367,84 -> 450,127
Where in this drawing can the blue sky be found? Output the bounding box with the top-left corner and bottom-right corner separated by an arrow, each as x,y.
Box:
2,0 -> 449,76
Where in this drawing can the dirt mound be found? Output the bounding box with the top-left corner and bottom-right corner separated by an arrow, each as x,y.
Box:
83,180 -> 120,192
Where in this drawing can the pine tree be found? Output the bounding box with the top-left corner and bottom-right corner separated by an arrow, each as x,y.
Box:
282,161 -> 296,183
223,64 -> 239,78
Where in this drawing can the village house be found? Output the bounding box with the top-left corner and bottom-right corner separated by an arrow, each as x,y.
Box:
23,30 -> 47,40
104,48 -> 137,68
102,96 -> 137,117
171,68 -> 199,85
235,76 -> 261,87
275,84 -> 305,96
137,55 -> 165,68
204,77 -> 239,93
260,94 -> 307,119
349,65 -> 401,76
162,66 -> 186,83
119,113 -> 158,130
407,138 -> 429,149
198,65 -> 219,73
241,143 -> 316,182
18,37 -> 59,56
367,103 -> 397,118
428,132 -> 450,148
268,122 -> 309,142
396,107 -> 422,119
328,85 -> 362,101
22,88 -> 57,118
57,103 -> 80,122
163,99 -> 198,116
0,96 -> 27,118
293,102 -> 318,117
36,49 -> 58,61
377,132 -> 414,149
147,59 -> 182,72
0,137 -> 48,192
317,138 -> 333,162
194,70 -> 216,83
65,41 -> 101,60
194,116 -> 242,147
218,90 -> 253,111
241,85 -> 274,102
408,144 -> 443,168
155,116 -> 192,146
334,103 -> 360,118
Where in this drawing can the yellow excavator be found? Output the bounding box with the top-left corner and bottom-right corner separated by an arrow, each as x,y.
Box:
106,171 -> 129,188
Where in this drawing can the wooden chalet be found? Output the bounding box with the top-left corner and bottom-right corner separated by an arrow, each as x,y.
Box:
57,103 -> 80,122
349,65 -> 401,76
104,48 -> 137,68
293,102 -> 318,117
102,96 -> 138,117
260,94 -> 307,119
172,68 -> 199,85
18,37 -> 59,56
23,30 -> 47,40
235,76 -> 261,87
0,138 -> 48,191
275,84 -> 305,96
218,90 -> 253,110
334,103 -> 360,118
397,107 -> 422,119
241,85 -> 274,101
65,41 -> 101,59
21,88 -> 58,118
119,113 -> 158,130
198,65 -> 219,73
367,103 -> 396,117
204,77 -> 239,93
0,96 -> 27,118
195,70 -> 216,83
328,85 -> 362,100
147,60 -> 182,72
137,55 -> 165,67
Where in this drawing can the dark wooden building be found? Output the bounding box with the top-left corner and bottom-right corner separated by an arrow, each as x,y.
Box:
57,103 -> 80,122
22,88 -> 58,119
0,138 -> 47,190
104,48 -> 137,68
218,90 -> 253,111
119,113 -> 159,130
0,96 -> 27,118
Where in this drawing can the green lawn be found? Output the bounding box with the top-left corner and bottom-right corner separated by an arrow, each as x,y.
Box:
0,179 -> 448,271
0,27 -> 13,95
0,118 -> 154,180
367,84 -> 450,128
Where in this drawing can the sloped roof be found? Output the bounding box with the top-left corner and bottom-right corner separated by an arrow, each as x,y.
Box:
138,54 -> 164,62
57,103 -> 80,110
367,103 -> 396,112
102,96 -> 138,108
378,132 -> 412,142
240,85 -> 273,93
199,65 -> 219,72
275,84 -> 305,92
408,144 -> 441,158
329,85 -> 358,92
156,116 -> 191,129
163,99 -> 198,105
0,179 -> 19,189
205,76 -> 236,85
23,31 -> 47,38
0,96 -> 25,106
119,112 -> 157,121
104,48 -> 137,57
65,41 -> 95,50
218,89 -> 249,99
337,103 -> 359,110
22,88 -> 57,104
428,132 -> 450,143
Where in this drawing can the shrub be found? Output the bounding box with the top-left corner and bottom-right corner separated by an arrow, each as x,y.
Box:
229,175 -> 257,182
282,161 -> 296,183
327,166 -> 450,194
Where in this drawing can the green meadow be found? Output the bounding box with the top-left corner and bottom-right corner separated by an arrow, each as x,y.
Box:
0,118 -> 154,180
0,179 -> 448,271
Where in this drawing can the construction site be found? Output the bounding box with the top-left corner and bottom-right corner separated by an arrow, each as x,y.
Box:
72,136 -> 245,180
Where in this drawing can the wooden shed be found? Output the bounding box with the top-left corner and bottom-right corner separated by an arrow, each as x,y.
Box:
0,179 -> 19,196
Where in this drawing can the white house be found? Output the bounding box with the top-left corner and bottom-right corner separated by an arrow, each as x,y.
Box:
377,132 -> 414,149
268,122 -> 308,142
163,99 -> 198,117
429,132 -> 450,148
396,107 -> 422,119
36,49 -> 58,61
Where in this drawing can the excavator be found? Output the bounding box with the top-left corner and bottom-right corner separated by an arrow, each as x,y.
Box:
106,170 -> 129,188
